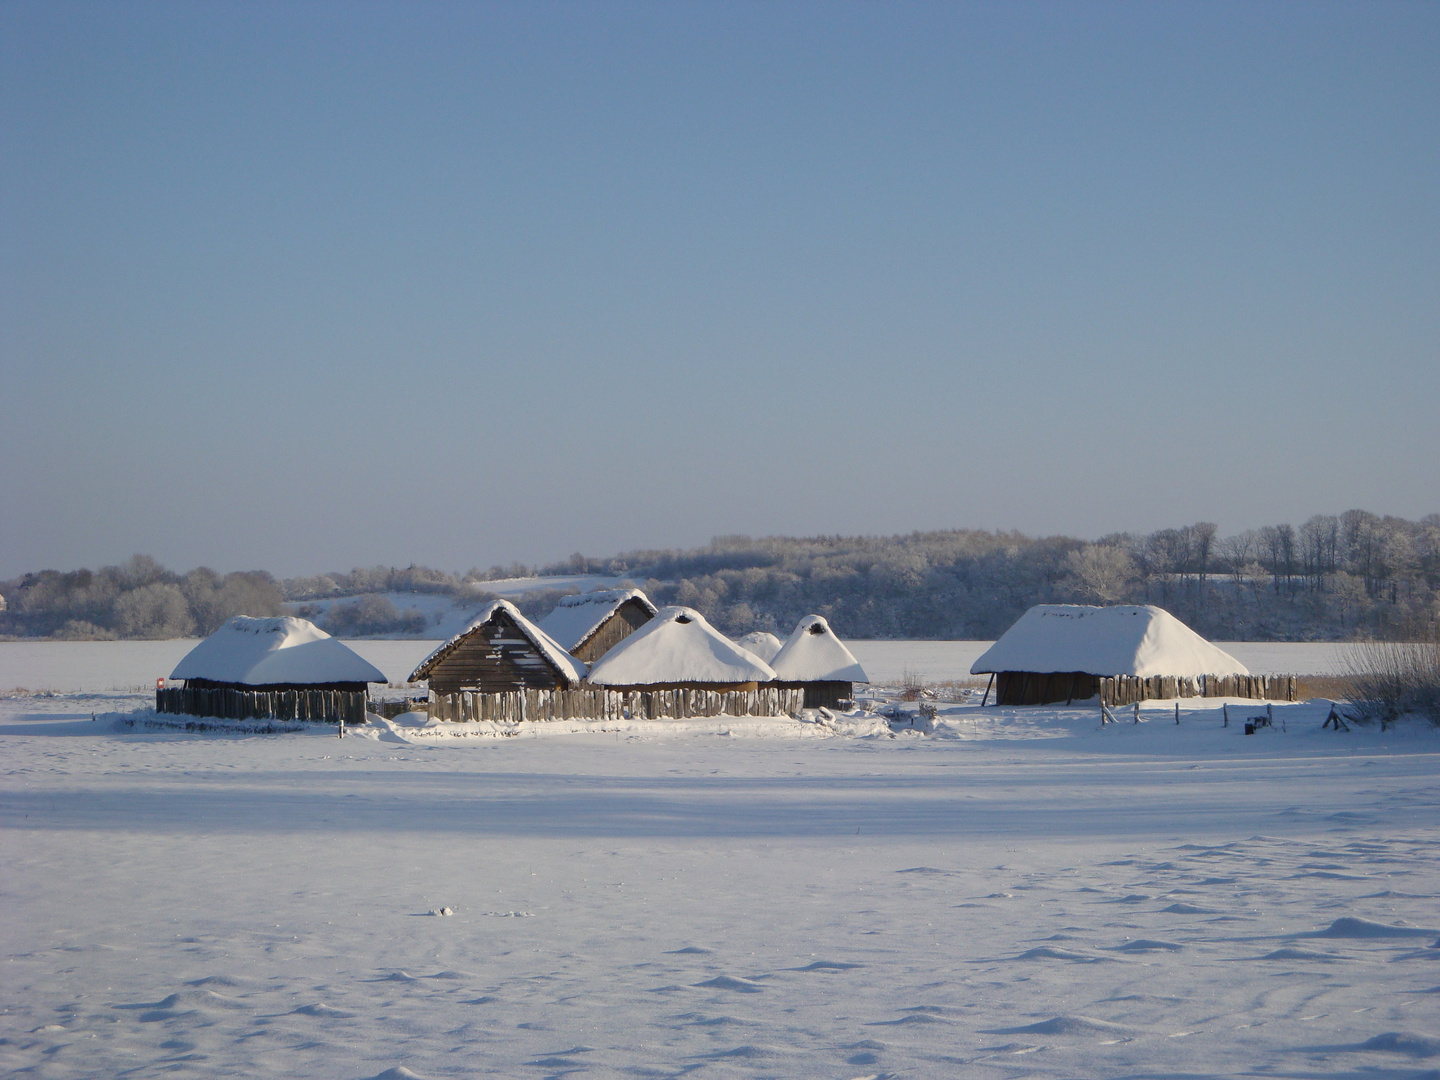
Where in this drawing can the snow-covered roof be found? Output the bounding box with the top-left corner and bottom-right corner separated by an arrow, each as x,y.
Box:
770,615 -> 869,682
970,605 -> 1249,678
733,631 -> 783,663
586,607 -> 777,686
171,616 -> 386,685
409,599 -> 587,685
535,589 -> 657,653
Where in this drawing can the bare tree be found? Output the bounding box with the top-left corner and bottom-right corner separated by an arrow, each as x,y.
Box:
1220,531 -> 1256,587
1191,521 -> 1217,609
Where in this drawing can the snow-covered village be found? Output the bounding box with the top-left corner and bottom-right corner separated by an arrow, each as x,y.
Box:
5,5 -> 1439,1080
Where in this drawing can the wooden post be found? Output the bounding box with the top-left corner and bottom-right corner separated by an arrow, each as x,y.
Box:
1223,702 -> 1229,727
1175,701 -> 1180,725
1133,701 -> 1141,724
980,673 -> 993,707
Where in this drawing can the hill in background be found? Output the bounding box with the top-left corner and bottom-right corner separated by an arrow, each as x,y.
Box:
3,510 -> 1436,642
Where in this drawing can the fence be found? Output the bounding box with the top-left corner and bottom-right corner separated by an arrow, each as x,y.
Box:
156,686 -> 368,725
428,686 -> 806,723
1099,673 -> 1297,707
375,698 -> 428,720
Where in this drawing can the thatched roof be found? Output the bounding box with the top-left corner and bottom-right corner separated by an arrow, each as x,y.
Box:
410,599 -> 587,686
733,630 -> 783,663
171,616 -> 386,686
536,588 -> 657,654
770,615 -> 868,682
970,605 -> 1249,678
585,606 -> 776,687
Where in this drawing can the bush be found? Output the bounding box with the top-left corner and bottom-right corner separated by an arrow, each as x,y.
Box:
53,620 -> 117,641
321,595 -> 428,637
1341,636 -> 1440,726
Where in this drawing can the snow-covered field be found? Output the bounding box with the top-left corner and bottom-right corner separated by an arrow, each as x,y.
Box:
4,640 -> 1438,1079
0,640 -> 1355,694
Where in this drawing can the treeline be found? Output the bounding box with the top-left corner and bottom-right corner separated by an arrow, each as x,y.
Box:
559,509 -> 1440,641
0,556 -> 525,640
0,556 -> 284,639
3,510 -> 1436,641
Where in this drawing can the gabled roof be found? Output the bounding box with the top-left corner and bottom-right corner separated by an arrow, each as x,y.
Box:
770,615 -> 869,682
410,599 -> 587,685
585,606 -> 777,686
733,630 -> 783,663
171,616 -> 386,685
970,604 -> 1249,678
536,588 -> 657,654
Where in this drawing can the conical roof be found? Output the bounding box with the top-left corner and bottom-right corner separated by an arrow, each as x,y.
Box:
970,605 -> 1248,678
171,616 -> 386,685
770,615 -> 868,682
733,630 -> 783,663
586,606 -> 776,686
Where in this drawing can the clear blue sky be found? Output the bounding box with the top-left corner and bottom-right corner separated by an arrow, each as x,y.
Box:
4,1 -> 1437,579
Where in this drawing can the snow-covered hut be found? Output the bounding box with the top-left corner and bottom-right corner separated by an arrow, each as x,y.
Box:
536,588 -> 658,664
970,604 -> 1249,705
770,615 -> 869,708
732,630 -> 783,663
585,606 -> 777,691
409,599 -> 586,695
170,616 -> 385,691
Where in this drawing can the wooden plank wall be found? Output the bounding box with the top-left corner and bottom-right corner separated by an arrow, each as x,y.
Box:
427,610 -> 567,695
994,672 -> 1101,706
428,686 -> 806,723
1099,674 -> 1298,707
572,600 -> 654,663
156,686 -> 367,724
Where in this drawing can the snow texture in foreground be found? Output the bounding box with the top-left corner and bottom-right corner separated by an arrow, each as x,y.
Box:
361,708 -> 890,741
972,604 -> 1250,678
770,614 -> 869,682
585,606 -> 776,686
169,616 -> 386,685
6,664 -> 1440,1080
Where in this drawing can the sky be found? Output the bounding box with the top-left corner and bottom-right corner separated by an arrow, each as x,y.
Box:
3,1 -> 1437,580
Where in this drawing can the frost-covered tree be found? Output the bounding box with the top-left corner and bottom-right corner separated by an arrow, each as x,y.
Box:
113,583 -> 195,638
1062,545 -> 1137,603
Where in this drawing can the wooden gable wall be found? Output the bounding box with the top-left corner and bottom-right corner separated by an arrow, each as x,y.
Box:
572,598 -> 654,663
425,610 -> 570,695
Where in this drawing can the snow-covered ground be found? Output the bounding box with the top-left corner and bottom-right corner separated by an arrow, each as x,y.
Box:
0,640 -> 1356,693
3,653 -> 1438,1079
